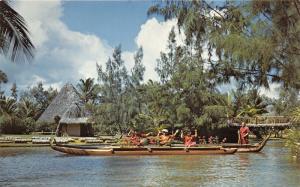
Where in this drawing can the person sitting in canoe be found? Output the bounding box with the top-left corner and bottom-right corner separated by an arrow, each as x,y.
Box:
208,136 -> 214,144
180,129 -> 198,147
199,136 -> 206,144
157,129 -> 179,146
221,137 -> 227,144
127,129 -> 152,146
239,122 -> 250,144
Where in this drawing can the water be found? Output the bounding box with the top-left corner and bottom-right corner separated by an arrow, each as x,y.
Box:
0,141 -> 299,187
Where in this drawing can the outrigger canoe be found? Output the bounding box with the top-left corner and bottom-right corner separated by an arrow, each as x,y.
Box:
50,134 -> 270,155
50,140 -> 237,156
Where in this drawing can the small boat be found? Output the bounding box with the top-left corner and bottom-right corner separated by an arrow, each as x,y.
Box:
221,134 -> 271,153
50,140 -> 237,156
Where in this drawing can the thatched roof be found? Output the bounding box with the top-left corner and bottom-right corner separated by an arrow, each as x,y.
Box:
59,117 -> 89,124
59,102 -> 90,124
38,83 -> 82,123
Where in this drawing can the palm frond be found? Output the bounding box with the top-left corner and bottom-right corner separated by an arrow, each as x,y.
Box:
0,0 -> 34,62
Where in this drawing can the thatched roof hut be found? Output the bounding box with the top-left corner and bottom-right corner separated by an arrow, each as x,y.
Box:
38,83 -> 81,123
58,102 -> 93,137
38,83 -> 94,137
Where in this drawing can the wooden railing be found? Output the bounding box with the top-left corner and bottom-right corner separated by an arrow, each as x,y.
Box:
229,116 -> 292,127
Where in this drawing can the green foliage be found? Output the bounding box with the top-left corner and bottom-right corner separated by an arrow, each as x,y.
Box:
90,45 -> 143,134
77,78 -> 99,104
292,107 -> 300,123
129,113 -> 153,132
285,129 -> 300,158
10,83 -> 17,100
237,89 -> 268,117
19,82 -> 58,119
0,82 -> 57,134
23,117 -> 36,134
35,121 -> 54,132
0,115 -> 25,134
284,106 -> 300,157
273,88 -> 300,116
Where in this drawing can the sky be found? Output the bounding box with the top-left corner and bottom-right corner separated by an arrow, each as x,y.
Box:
0,0 -> 280,98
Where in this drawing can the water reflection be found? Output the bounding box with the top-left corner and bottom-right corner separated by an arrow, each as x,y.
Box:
0,141 -> 300,187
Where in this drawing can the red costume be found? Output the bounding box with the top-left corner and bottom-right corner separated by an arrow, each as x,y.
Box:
239,126 -> 250,144
129,134 -> 140,145
183,135 -> 196,147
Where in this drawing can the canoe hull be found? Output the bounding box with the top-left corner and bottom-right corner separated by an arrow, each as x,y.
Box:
222,134 -> 271,152
51,145 -> 237,156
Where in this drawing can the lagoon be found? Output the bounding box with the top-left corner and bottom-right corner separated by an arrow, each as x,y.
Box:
0,141 -> 299,187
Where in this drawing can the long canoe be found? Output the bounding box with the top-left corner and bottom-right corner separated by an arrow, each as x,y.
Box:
221,134 -> 271,153
50,142 -> 237,156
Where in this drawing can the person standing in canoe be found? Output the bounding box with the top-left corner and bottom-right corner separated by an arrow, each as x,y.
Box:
239,122 -> 250,144
157,129 -> 179,146
181,129 -> 198,147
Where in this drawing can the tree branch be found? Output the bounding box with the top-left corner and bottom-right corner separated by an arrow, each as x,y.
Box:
294,0 -> 300,17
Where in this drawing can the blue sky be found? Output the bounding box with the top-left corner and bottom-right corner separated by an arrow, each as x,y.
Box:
62,1 -> 161,51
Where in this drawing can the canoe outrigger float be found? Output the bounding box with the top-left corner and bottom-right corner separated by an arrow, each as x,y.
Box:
50,134 -> 270,156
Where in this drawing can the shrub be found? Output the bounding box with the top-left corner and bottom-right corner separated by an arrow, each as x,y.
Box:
36,121 -> 56,132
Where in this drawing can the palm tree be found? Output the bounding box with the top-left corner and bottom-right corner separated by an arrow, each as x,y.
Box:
0,95 -> 18,133
0,0 -> 34,62
17,98 -> 39,120
237,90 -> 268,117
77,78 -> 98,104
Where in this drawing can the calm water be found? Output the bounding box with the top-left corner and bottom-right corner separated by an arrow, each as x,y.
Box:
0,141 -> 299,187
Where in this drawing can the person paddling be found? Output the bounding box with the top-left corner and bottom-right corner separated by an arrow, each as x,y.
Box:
157,129 -> 179,146
239,122 -> 250,144
127,129 -> 151,146
181,129 -> 198,147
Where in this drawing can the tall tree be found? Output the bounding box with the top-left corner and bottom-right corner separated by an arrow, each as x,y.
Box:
10,82 -> 17,100
93,45 -> 130,134
0,70 -> 7,95
273,88 -> 300,115
129,47 -> 145,113
156,27 -> 181,83
19,82 -> 57,118
0,0 -> 34,62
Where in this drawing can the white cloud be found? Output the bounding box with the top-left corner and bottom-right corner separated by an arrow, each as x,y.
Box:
0,1 -> 111,91
259,83 -> 281,99
134,18 -> 184,81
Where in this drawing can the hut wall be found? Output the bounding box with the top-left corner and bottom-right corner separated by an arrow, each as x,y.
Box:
62,124 -> 81,137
